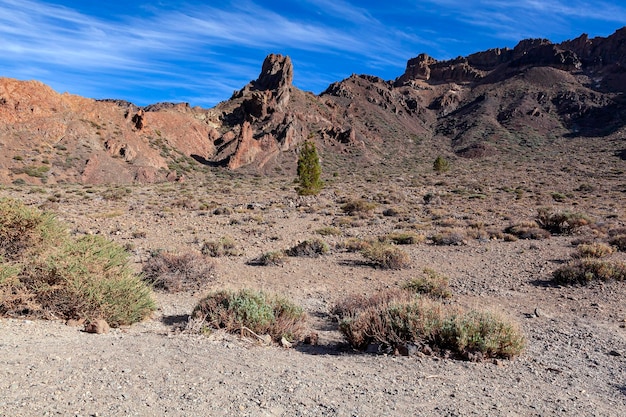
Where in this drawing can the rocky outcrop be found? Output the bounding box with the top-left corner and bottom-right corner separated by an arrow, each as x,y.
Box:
234,53 -> 294,117
396,29 -> 626,86
1,28 -> 626,184
211,54 -> 314,171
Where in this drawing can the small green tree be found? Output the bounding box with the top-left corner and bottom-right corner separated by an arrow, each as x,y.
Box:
433,156 -> 450,174
296,140 -> 323,195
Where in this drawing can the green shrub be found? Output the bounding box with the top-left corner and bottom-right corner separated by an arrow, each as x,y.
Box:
142,251 -> 215,292
0,198 -> 65,260
403,268 -> 452,299
11,165 -> 50,178
438,310 -> 525,359
0,198 -> 155,326
336,292 -> 525,360
286,238 -> 329,257
296,140 -> 323,196
433,156 -> 450,173
361,242 -> 410,270
191,289 -> 308,342
536,208 -> 590,234
552,259 -> 626,285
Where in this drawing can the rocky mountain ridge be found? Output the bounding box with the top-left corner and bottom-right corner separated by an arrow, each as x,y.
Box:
1,28 -> 625,184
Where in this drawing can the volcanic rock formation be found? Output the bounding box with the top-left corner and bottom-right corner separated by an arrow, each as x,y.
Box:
1,28 -> 625,184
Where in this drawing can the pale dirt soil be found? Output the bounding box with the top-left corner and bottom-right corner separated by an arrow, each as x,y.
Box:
1,168 -> 626,416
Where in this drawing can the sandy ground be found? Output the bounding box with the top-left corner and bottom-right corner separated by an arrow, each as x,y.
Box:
1,175 -> 625,416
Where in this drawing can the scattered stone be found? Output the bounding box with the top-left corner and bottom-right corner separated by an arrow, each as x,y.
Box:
280,337 -> 292,348
84,319 -> 110,334
303,332 -> 319,345
258,334 -> 272,346
366,343 -> 383,354
66,318 -> 85,327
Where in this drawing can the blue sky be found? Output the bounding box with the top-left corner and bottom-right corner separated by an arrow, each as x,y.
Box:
1,0 -> 624,108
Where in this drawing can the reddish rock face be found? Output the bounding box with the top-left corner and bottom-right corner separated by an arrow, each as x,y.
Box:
1,28 -> 626,184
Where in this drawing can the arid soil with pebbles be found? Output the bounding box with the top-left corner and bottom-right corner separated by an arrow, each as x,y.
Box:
1,172 -> 625,416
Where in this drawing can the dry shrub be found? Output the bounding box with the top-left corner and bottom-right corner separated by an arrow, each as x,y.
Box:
315,226 -> 342,236
609,235 -> 626,252
213,206 -> 234,215
339,238 -> 372,253
431,228 -> 467,245
341,199 -> 377,216
382,207 -> 403,217
379,232 -> 425,245
331,288 -> 413,320
191,289 -> 308,342
201,236 -> 241,257
361,242 -> 411,270
505,221 -> 551,240
142,251 -> 215,292
286,238 -> 330,257
248,250 -> 287,266
336,292 -> 524,360
536,208 -> 590,235
552,259 -> 626,285
573,242 -> 615,259
403,268 -> 452,299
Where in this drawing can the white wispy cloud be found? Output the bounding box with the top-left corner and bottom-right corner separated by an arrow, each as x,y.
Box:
0,0 -> 421,105
0,0 -> 623,106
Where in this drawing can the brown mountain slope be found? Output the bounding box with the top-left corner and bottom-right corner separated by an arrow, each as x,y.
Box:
1,28 -> 625,184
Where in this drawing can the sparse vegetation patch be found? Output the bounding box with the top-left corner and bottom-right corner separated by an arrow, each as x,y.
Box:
335,291 -> 524,360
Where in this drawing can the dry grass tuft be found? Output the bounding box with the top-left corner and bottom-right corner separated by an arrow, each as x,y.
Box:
361,242 -> 411,270
609,235 -> 626,252
403,268 -> 452,299
431,228 -> 467,246
286,238 -> 330,257
379,232 -> 425,245
201,236 -> 242,257
573,242 -> 615,259
341,199 -> 377,216
248,250 -> 287,266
